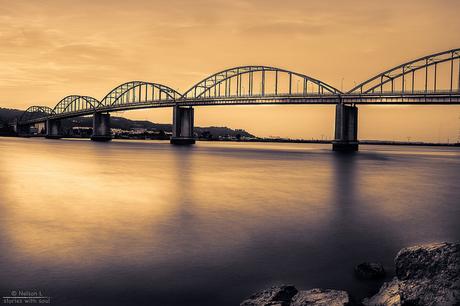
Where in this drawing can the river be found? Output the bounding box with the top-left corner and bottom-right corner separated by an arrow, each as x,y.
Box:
0,137 -> 459,305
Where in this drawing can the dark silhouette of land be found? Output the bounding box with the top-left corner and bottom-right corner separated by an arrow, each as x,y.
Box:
2,107 -> 459,146
0,107 -> 254,139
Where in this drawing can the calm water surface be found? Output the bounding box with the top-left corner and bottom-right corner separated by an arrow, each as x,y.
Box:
0,137 -> 459,305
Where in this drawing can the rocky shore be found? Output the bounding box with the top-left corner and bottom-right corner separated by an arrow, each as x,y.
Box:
240,242 -> 459,306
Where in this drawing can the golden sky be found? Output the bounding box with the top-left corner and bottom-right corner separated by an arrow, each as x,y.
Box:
1,0 -> 459,141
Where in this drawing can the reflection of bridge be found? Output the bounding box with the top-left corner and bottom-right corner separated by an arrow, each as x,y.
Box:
16,48 -> 460,151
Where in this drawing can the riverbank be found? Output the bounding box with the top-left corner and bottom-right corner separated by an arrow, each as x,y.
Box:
240,242 -> 460,306
2,134 -> 460,147
200,138 -> 460,147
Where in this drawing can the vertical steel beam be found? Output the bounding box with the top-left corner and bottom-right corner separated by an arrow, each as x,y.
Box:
411,70 -> 415,94
225,71 -> 229,97
261,70 -> 265,96
289,73 -> 292,95
249,71 -> 253,96
425,60 -> 428,93
236,69 -> 240,96
434,63 -> 437,92
275,70 -> 278,95
228,77 -> 231,96
239,73 -> 242,96
458,57 -> 460,91
450,52 -> 454,92
402,66 -> 405,94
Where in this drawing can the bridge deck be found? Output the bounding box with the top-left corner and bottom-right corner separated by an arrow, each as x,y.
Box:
19,92 -> 460,125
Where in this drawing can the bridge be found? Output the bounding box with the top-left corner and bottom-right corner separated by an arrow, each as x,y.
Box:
15,48 -> 460,151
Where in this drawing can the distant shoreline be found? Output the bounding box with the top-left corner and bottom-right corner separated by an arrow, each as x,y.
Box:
3,134 -> 459,147
199,138 -> 460,147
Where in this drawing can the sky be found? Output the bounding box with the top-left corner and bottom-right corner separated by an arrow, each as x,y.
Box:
0,0 -> 459,142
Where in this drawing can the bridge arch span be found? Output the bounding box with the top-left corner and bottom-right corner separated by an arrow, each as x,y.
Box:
181,66 -> 342,101
19,106 -> 55,123
53,95 -> 100,115
100,81 -> 180,108
348,48 -> 460,94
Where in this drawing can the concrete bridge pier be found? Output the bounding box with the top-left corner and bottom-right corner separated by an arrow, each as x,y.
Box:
45,119 -> 63,139
91,112 -> 112,141
171,106 -> 195,145
332,104 -> 358,152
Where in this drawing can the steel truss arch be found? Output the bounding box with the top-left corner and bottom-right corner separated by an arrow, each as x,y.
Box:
348,48 -> 460,94
181,66 -> 342,100
19,106 -> 55,123
100,81 -> 180,107
53,95 -> 100,115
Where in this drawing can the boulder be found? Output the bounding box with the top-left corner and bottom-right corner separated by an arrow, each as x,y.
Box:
355,262 -> 386,280
395,242 -> 459,305
362,277 -> 401,306
363,242 -> 459,306
291,288 -> 350,306
240,285 -> 298,306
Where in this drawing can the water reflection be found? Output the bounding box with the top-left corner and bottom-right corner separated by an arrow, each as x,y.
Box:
0,138 -> 459,306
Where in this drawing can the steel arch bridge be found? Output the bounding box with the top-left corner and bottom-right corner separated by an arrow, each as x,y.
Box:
178,65 -> 342,106
20,106 -> 55,123
16,48 -> 460,149
98,81 -> 180,111
18,66 -> 346,125
53,95 -> 100,117
18,48 -> 460,125
344,48 -> 460,104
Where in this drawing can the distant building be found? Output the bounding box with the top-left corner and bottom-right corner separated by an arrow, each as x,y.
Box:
70,127 -> 92,137
30,127 -> 39,134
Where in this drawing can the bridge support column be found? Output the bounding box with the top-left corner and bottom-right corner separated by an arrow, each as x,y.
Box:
170,106 -> 195,145
45,119 -> 63,139
91,112 -> 112,141
332,104 -> 358,152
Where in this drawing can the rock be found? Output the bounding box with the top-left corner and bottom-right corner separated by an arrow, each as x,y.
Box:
240,286 -> 350,306
395,242 -> 459,305
355,262 -> 386,279
363,242 -> 460,306
362,277 -> 401,306
291,288 -> 350,306
395,242 -> 459,281
240,285 -> 298,306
